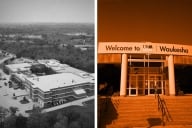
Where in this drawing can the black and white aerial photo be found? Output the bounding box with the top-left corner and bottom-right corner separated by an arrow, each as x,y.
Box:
0,0 -> 94,128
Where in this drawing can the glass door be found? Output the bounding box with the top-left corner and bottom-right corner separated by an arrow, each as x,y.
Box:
156,76 -> 163,94
129,75 -> 137,96
138,75 -> 145,96
129,75 -> 145,96
148,75 -> 163,95
149,76 -> 156,94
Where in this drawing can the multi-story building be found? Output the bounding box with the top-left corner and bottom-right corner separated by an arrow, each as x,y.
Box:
5,60 -> 94,108
23,72 -> 94,108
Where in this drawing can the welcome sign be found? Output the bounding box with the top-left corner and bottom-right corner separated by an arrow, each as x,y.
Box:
98,42 -> 192,56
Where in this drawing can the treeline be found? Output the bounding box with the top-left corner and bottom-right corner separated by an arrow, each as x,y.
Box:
0,23 -> 94,35
1,104 -> 94,128
0,42 -> 94,73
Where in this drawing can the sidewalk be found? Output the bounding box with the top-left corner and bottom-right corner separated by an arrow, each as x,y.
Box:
42,96 -> 94,113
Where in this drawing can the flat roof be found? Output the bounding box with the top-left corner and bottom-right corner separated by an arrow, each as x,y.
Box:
12,57 -> 36,64
6,63 -> 31,72
55,65 -> 87,74
27,73 -> 91,92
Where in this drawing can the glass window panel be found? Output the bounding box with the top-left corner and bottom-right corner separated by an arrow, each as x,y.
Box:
138,89 -> 143,95
157,81 -> 161,88
150,81 -> 155,88
150,89 -> 155,94
131,89 -> 136,94
130,81 -> 136,88
145,80 -> 148,88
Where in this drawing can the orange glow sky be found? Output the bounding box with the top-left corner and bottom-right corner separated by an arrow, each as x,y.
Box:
98,0 -> 192,44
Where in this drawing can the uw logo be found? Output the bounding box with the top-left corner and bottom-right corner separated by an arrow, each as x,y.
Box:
143,45 -> 153,51
143,45 -> 152,49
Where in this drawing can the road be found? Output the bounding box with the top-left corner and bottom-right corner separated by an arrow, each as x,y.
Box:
42,96 -> 94,113
0,55 -> 14,64
0,55 -> 15,80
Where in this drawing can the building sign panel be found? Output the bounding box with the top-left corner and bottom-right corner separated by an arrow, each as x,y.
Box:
98,42 -> 192,56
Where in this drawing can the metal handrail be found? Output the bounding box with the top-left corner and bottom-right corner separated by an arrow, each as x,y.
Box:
161,99 -> 172,122
156,94 -> 172,125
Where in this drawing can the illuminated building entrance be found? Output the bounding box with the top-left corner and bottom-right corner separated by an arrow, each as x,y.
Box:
128,74 -> 163,96
98,42 -> 192,96
127,54 -> 165,96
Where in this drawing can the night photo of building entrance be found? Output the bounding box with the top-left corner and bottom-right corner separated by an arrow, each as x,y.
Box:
98,0 -> 192,127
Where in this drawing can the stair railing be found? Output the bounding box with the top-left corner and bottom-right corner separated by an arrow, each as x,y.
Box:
156,94 -> 172,125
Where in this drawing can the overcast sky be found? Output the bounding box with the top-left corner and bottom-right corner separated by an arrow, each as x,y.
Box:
0,0 -> 94,23
98,0 -> 192,44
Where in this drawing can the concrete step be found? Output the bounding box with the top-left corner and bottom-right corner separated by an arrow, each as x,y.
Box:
165,104 -> 192,106
165,111 -> 192,115
117,104 -> 158,107
107,120 -> 150,128
117,104 -> 158,108
168,116 -> 192,120
116,107 -> 158,111
117,113 -> 161,118
99,96 -> 192,128
166,121 -> 192,125
117,101 -> 157,103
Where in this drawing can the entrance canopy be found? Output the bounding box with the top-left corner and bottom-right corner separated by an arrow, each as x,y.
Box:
98,42 -> 192,56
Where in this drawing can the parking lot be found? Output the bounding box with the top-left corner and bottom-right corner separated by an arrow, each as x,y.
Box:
0,68 -> 34,116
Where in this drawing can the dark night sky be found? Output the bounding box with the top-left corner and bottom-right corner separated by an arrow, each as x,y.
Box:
98,0 -> 192,44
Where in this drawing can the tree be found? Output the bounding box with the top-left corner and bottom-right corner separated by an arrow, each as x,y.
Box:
30,64 -> 47,74
43,112 -> 58,128
54,113 -> 68,128
69,121 -> 81,128
9,107 -> 18,116
30,64 -> 56,75
0,106 -> 8,113
27,106 -> 50,128
4,115 -> 17,128
20,96 -> 29,104
27,112 -> 43,128
15,114 -> 27,128
62,106 -> 94,128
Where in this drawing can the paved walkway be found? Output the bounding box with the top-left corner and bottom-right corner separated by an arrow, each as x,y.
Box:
42,96 -> 94,113
0,55 -> 14,64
